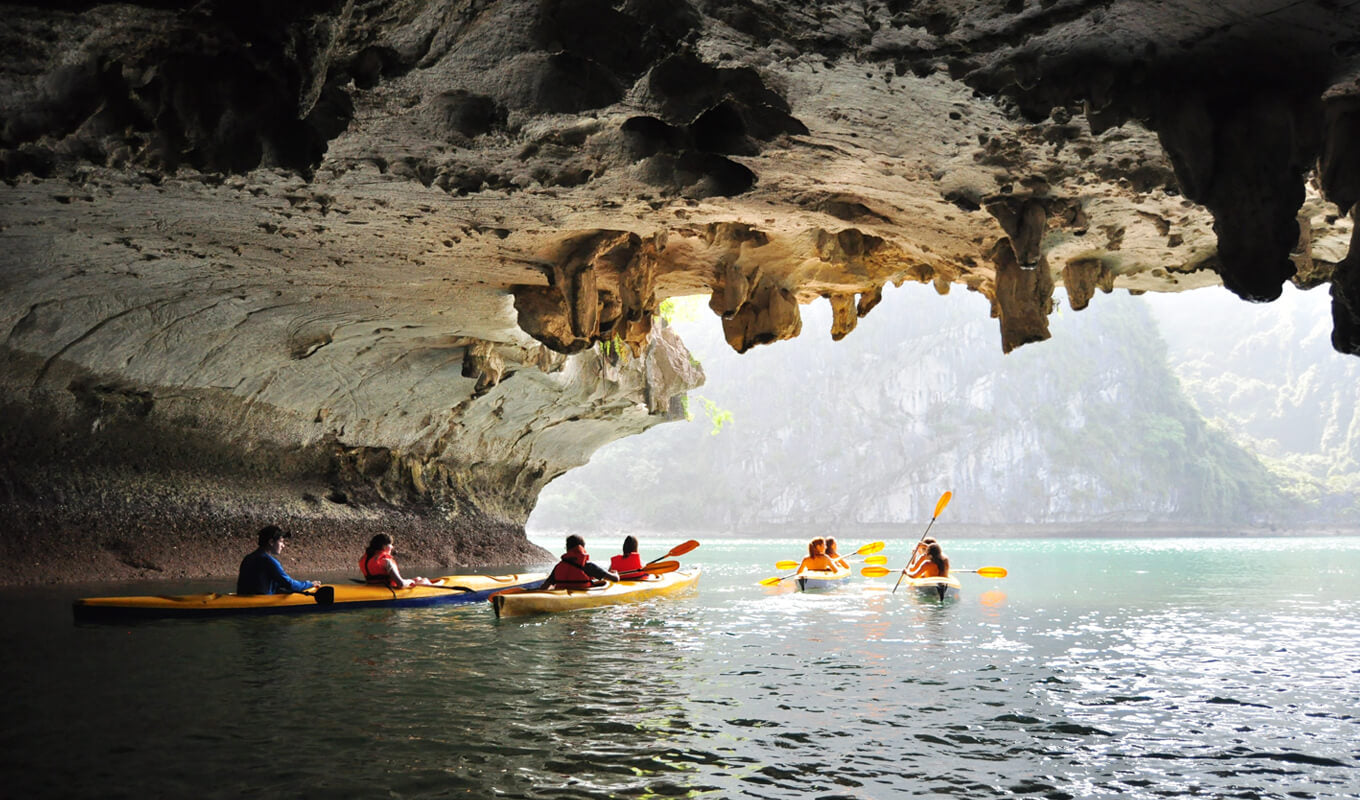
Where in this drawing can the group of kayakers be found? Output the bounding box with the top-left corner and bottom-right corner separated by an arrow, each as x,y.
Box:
539,534 -> 654,589
236,522 -> 949,598
235,526 -> 655,596
793,535 -> 950,578
236,525 -> 440,596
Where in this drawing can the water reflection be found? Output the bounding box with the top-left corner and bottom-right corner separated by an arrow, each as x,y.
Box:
4,537 -> 1359,798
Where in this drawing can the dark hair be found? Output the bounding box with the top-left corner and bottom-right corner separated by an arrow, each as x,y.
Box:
257,525 -> 287,548
566,534 -> 585,550
808,537 -> 825,558
825,537 -> 839,555
926,542 -> 946,572
622,535 -> 638,555
366,533 -> 393,559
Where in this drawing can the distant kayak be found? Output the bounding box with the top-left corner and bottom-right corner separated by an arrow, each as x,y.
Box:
904,574 -> 962,601
796,567 -> 851,592
492,568 -> 700,617
73,572 -> 547,621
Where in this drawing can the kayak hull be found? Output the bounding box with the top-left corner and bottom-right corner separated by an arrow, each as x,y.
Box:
906,574 -> 962,601
73,572 -> 548,621
796,567 -> 851,592
492,569 -> 700,617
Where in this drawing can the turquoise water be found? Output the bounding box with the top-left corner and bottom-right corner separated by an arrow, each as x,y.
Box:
3,536 -> 1358,798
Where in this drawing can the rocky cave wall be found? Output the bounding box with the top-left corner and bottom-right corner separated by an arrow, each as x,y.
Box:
2,0 -> 1359,582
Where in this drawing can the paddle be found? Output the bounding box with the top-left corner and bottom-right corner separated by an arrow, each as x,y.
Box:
892,491 -> 952,594
865,565 -> 1007,578
772,541 -> 886,573
956,567 -> 1007,578
494,561 -> 681,599
348,578 -> 474,592
863,555 -> 888,566
646,539 -> 700,566
308,586 -> 336,605
620,560 -> 680,579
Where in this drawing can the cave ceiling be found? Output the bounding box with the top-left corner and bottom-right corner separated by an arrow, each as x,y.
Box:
2,0 -> 1360,528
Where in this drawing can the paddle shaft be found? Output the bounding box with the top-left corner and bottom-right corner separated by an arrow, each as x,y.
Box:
893,492 -> 952,594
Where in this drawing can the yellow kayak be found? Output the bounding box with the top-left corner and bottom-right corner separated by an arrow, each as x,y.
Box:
796,567 -> 852,592
906,574 -> 962,601
491,568 -> 700,617
73,572 -> 547,621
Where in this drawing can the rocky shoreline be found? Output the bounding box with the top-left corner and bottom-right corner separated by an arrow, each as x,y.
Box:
1,497 -> 552,587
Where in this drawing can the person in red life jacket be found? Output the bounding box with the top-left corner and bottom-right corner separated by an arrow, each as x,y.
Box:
360,533 -> 437,589
541,534 -> 620,589
610,535 -> 644,578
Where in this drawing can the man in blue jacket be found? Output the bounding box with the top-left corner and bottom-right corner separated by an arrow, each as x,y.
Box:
236,525 -> 321,595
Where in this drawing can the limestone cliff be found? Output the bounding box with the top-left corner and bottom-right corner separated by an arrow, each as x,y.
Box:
2,1 -> 1359,582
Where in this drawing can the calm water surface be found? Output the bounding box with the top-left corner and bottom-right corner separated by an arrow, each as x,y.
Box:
3,535 -> 1358,799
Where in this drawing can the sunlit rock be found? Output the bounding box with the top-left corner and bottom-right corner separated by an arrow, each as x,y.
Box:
3,0 -> 1360,580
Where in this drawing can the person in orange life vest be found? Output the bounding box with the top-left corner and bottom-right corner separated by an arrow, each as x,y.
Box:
825,537 -> 851,570
360,533 -> 436,589
796,537 -> 837,575
905,539 -> 950,578
610,535 -> 644,578
541,534 -> 620,589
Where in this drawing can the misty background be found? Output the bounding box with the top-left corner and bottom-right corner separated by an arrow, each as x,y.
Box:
528,283 -> 1360,534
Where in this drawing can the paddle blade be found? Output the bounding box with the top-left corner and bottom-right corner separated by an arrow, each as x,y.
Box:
933,491 -> 952,519
972,566 -> 1007,578
775,560 -> 799,571
646,539 -> 701,565
624,560 -> 679,578
853,541 -> 885,556
863,555 -> 888,566
759,573 -> 794,586
860,566 -> 891,578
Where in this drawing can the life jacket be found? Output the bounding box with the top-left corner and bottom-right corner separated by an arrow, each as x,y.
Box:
360,550 -> 397,587
548,550 -> 595,589
610,552 -> 643,575
911,558 -> 946,578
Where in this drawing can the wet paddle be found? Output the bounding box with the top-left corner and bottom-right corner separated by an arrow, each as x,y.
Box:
955,567 -> 1007,578
772,542 -> 886,573
646,539 -> 699,566
866,565 -> 1006,578
348,578 -> 474,592
620,560 -> 681,579
892,491 -> 952,594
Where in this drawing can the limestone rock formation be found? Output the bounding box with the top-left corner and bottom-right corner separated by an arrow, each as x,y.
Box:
2,0 -> 1358,581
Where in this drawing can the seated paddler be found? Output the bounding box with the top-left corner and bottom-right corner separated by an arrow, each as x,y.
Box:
542,534 -> 620,589
360,533 -> 437,589
236,525 -> 320,596
609,535 -> 648,579
796,537 -> 837,575
906,539 -> 950,579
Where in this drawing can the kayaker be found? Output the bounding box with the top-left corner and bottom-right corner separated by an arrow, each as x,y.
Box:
610,535 -> 644,577
906,540 -> 950,578
541,534 -> 620,589
236,525 -> 321,595
360,533 -> 437,589
825,537 -> 851,570
795,537 -> 837,574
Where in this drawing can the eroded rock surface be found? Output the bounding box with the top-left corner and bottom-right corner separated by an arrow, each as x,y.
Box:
2,0 -> 1359,582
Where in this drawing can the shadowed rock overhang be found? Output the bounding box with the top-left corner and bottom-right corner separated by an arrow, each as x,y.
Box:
1,0 -> 1358,579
